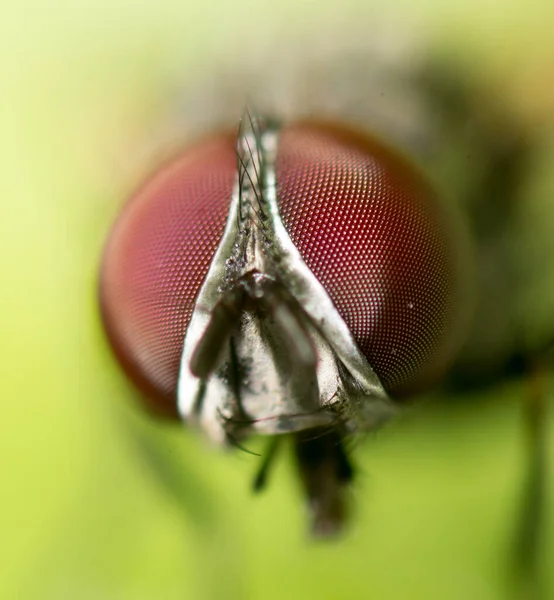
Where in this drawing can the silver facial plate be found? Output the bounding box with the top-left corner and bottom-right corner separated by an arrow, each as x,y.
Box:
177,113 -> 397,445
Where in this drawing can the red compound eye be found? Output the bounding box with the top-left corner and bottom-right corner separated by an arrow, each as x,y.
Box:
276,122 -> 468,397
100,133 -> 236,417
99,120 -> 469,417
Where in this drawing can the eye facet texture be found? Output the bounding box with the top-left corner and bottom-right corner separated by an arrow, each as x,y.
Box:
276,123 -> 467,397
100,121 -> 468,415
99,134 -> 236,416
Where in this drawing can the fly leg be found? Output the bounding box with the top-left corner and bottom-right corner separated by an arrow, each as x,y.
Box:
294,427 -> 354,538
512,357 -> 550,599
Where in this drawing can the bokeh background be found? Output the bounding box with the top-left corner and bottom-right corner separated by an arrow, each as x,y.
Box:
2,1 -> 554,599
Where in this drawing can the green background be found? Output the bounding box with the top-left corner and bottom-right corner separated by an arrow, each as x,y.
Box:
2,2 -> 553,599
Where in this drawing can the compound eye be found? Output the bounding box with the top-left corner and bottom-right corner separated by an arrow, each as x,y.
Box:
276,122 -> 470,397
99,120 -> 470,418
99,133 -> 236,417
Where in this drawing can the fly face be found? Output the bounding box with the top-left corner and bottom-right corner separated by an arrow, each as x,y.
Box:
100,110 -> 471,535
177,115 -> 395,445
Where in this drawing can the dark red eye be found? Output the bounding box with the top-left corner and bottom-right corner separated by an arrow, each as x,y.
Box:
276,122 -> 468,397
99,120 -> 469,417
99,133 -> 237,417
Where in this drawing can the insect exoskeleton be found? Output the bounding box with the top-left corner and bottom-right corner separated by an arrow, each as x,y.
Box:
99,114 -> 472,535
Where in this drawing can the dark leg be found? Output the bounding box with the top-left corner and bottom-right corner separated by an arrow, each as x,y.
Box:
252,437 -> 281,492
512,360 -> 549,599
293,427 -> 354,538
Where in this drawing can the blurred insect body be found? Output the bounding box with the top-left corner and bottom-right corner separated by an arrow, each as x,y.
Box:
100,112 -> 470,534
100,31 -> 548,548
